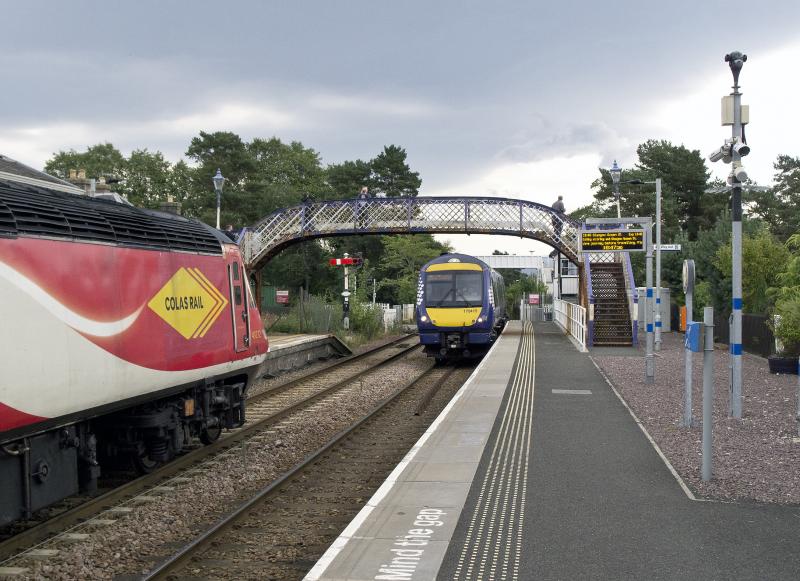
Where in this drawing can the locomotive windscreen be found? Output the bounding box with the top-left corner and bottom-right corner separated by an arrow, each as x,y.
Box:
425,271 -> 483,307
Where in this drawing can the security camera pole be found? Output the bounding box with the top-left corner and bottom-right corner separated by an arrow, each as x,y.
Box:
727,51 -> 747,419
707,52 -> 748,419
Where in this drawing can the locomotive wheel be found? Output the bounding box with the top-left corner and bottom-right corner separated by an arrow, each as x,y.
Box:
132,451 -> 161,474
200,423 -> 223,445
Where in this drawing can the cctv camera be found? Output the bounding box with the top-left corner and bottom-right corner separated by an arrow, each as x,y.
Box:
732,141 -> 750,157
708,144 -> 731,163
708,147 -> 725,163
733,165 -> 748,182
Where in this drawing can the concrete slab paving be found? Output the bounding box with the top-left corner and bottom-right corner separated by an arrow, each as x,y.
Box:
439,322 -> 800,581
402,461 -> 480,483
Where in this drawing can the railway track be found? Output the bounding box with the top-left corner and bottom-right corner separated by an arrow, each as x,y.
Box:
142,363 -> 474,580
0,334 -> 417,565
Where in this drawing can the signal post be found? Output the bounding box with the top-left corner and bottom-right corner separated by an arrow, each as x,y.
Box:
329,253 -> 362,330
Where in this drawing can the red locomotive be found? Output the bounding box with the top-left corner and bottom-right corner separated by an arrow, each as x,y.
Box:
0,168 -> 268,526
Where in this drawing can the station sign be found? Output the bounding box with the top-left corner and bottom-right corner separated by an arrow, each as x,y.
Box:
276,289 -> 289,304
528,293 -> 540,305
657,244 -> 682,251
580,229 -> 645,252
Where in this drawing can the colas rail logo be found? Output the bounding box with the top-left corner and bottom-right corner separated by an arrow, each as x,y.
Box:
147,267 -> 228,339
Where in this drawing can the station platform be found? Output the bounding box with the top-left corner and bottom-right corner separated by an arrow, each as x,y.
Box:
263,333 -> 351,377
306,321 -> 800,580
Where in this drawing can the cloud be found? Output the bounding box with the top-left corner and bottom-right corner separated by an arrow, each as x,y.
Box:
0,85 -> 438,170
496,119 -> 632,167
429,152 -> 601,206
306,93 -> 439,117
0,100 -> 299,168
426,153 -> 604,256
159,102 -> 296,135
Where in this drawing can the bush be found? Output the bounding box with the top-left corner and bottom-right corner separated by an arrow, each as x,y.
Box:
265,295 -> 343,334
772,293 -> 800,357
349,299 -> 385,340
263,294 -> 393,345
768,234 -> 800,356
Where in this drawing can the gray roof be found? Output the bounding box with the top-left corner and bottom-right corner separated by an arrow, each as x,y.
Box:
0,155 -> 66,185
0,154 -> 83,194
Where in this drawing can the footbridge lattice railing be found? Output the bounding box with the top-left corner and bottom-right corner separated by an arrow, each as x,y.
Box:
241,196 -> 580,271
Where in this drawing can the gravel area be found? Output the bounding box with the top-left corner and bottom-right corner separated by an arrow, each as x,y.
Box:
172,365 -> 473,580
19,349 -> 430,580
247,332 -> 408,399
592,333 -> 800,505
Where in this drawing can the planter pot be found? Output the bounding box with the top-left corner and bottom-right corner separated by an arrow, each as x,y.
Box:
767,355 -> 800,375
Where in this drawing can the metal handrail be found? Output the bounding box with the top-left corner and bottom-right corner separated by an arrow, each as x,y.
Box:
554,298 -> 587,350
621,251 -> 639,344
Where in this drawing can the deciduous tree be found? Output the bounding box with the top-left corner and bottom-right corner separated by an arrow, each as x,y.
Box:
44,143 -> 127,182
714,228 -> 790,315
751,155 -> 800,242
376,235 -> 449,303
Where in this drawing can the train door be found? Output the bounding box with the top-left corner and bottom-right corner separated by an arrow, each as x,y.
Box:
227,255 -> 250,352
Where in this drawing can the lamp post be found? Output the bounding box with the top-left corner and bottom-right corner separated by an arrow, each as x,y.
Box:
212,169 -> 225,230
610,160 -> 622,218
624,178 -> 663,351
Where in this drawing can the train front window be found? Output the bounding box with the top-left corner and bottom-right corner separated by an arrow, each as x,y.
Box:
425,271 -> 483,307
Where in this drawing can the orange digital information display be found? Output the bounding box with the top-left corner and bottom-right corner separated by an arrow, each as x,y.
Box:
581,230 -> 645,252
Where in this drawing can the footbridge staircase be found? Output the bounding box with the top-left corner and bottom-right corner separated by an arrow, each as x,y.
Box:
240,196 -> 639,348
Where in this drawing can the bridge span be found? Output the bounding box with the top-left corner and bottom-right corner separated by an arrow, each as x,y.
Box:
240,195 -> 642,349
241,196 -> 580,272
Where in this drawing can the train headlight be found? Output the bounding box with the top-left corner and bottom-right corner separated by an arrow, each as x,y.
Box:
477,316 -> 484,323
420,315 -> 428,322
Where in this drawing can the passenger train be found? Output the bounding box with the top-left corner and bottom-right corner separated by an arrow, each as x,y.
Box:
0,169 -> 268,526
415,253 -> 507,361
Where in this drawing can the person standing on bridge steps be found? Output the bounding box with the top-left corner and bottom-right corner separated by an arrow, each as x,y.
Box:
551,195 -> 566,237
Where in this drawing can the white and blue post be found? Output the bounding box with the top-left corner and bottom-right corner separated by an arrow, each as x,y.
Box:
645,220 -> 655,383
654,178 -> 663,352
728,52 -> 745,419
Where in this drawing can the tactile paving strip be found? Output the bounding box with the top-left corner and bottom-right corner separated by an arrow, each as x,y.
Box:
451,321 -> 535,581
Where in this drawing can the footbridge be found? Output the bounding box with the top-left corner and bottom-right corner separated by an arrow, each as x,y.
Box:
240,196 -> 640,350
241,196 -> 580,272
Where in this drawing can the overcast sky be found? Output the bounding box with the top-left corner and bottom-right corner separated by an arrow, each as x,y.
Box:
2,1 -> 798,255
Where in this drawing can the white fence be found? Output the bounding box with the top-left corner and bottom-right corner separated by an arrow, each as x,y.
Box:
519,301 -> 553,322
554,298 -> 587,351
379,303 -> 415,330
